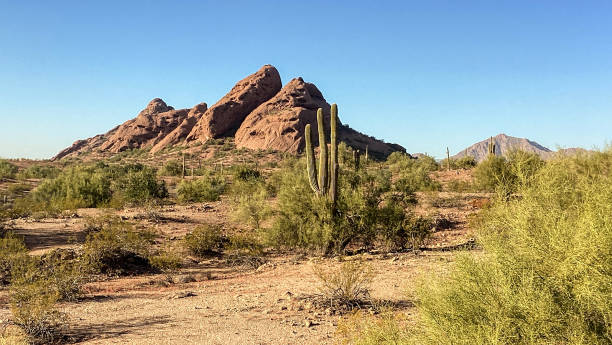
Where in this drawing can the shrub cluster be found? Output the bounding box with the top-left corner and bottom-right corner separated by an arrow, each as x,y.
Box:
473,149 -> 544,195
344,150 -> 612,345
0,159 -> 18,180
177,173 -> 226,202
265,157 -> 431,253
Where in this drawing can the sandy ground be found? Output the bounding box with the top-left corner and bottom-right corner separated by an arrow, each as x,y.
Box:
0,168 -> 483,344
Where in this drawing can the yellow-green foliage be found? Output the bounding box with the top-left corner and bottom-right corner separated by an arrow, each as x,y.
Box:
0,233 -> 28,285
177,175 -> 226,202
314,258 -> 375,304
0,160 -> 18,180
82,219 -> 155,275
9,257 -> 64,345
387,153 -> 441,192
412,151 -> 612,344
183,224 -> 223,257
473,149 -> 544,195
159,160 -> 183,177
16,165 -> 61,180
336,310 -> 410,345
440,156 -> 477,170
229,178 -> 271,230
112,166 -> 168,204
30,165 -> 112,209
267,157 -> 418,253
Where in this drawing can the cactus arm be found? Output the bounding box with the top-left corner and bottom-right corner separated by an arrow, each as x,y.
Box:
305,124 -> 320,194
317,108 -> 328,195
329,104 -> 338,203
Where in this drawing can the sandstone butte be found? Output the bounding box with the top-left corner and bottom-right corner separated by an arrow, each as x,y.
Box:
53,65 -> 404,161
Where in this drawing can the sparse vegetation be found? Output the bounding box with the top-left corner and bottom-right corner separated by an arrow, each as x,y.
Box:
183,224 -> 224,257
177,174 -> 226,202
82,218 -> 156,275
344,150 -> 612,345
0,160 -> 18,180
313,258 -> 375,306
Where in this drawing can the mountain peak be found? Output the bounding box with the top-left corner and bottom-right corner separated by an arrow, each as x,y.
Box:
452,134 -> 552,162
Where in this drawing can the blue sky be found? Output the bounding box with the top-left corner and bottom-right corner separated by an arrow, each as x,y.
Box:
1,1 -> 611,159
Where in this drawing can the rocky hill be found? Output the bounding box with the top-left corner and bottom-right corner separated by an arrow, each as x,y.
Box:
452,134 -> 552,162
53,65 -> 403,160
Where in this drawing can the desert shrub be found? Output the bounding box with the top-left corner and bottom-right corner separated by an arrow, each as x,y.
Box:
454,156 -> 477,169
82,219 -> 155,275
266,158 -> 418,253
387,153 -> 440,192
336,310 -> 410,345
313,259 -> 375,305
231,164 -> 261,181
177,175 -> 225,202
440,156 -> 477,171
405,151 -> 612,344
112,166 -> 168,205
30,165 -> 112,209
38,249 -> 84,302
148,246 -> 182,272
379,210 -> 433,251
229,179 -> 271,229
9,257 -> 65,345
0,160 -> 18,180
7,183 -> 31,197
16,165 -> 61,180
159,160 -> 183,176
0,233 -> 28,285
445,179 -> 476,192
183,224 -> 223,257
473,150 -> 544,195
472,155 -> 513,193
227,232 -> 264,256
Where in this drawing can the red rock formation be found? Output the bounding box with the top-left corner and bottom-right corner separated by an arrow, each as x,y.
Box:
150,102 -> 207,153
235,78 -> 402,158
186,65 -> 281,142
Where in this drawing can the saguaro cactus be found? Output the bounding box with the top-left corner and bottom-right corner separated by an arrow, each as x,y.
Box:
446,147 -> 451,171
305,104 -> 339,203
488,136 -> 496,156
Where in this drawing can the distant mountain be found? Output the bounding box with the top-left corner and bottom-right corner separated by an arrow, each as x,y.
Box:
452,134 -> 552,162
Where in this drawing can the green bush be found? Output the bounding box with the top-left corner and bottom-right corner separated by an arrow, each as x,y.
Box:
473,150 -> 544,195
177,175 -> 225,202
16,165 -> 61,180
266,158 -> 413,253
183,224 -> 223,257
9,265 -> 64,345
229,179 -> 271,229
347,151 -> 612,345
0,232 -> 28,285
30,165 -> 112,209
82,219 -> 155,275
159,160 -> 183,176
231,164 -> 261,181
387,153 -> 440,192
440,156 -> 477,170
112,166 -> 168,204
0,160 -> 18,180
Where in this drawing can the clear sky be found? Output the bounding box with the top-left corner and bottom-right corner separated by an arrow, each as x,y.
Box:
1,1 -> 611,159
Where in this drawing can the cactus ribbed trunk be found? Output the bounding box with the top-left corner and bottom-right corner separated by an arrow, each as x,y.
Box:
317,109 -> 328,196
304,104 -> 339,205
305,124 -> 320,194
488,136 -> 496,156
329,104 -> 338,204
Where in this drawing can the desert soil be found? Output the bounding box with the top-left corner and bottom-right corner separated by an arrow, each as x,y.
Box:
0,169 -> 481,345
